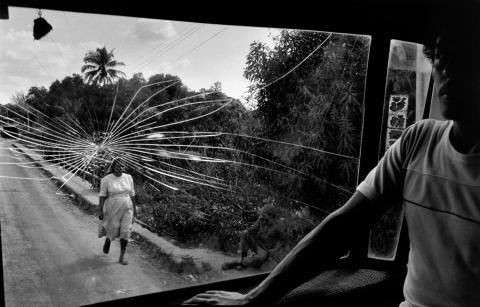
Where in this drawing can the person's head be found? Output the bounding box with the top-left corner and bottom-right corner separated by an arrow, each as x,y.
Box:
424,6 -> 480,124
258,204 -> 279,228
109,159 -> 124,177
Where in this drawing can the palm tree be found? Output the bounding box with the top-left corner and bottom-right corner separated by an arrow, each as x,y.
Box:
81,46 -> 126,86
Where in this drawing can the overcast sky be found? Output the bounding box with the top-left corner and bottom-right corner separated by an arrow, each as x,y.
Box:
0,7 -> 283,105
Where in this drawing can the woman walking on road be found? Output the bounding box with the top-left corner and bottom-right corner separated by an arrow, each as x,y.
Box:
98,159 -> 137,265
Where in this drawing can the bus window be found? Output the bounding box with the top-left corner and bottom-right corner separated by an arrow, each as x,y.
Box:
368,39 -> 432,260
1,6 -> 372,305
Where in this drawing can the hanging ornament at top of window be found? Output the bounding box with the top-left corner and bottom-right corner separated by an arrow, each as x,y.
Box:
33,9 -> 52,40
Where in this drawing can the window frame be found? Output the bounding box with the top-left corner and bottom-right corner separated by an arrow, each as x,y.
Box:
1,1 -> 444,306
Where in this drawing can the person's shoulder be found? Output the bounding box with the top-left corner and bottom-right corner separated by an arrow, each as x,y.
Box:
410,118 -> 449,130
399,119 -> 450,161
100,173 -> 112,185
102,173 -> 113,181
403,119 -> 449,140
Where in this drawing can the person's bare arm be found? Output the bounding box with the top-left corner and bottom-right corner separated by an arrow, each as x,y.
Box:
98,196 -> 106,219
131,195 -> 137,223
130,175 -> 137,222
184,191 -> 388,305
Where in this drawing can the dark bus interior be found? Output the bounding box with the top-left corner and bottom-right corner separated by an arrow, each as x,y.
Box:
0,0 -> 467,306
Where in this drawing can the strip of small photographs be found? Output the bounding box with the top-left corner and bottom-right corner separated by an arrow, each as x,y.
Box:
385,94 -> 408,151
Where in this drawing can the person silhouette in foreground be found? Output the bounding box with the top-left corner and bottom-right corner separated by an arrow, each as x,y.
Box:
184,7 -> 480,306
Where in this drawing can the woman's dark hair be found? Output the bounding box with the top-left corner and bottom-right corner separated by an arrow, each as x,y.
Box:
107,159 -> 123,174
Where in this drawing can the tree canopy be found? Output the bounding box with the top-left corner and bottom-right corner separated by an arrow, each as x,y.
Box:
81,47 -> 126,86
244,30 -> 370,209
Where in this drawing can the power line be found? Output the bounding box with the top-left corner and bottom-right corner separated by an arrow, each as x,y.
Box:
166,26 -> 228,69
132,25 -> 204,73
127,24 -> 198,68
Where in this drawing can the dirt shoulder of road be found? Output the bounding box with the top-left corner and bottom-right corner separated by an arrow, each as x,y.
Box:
10,142 -> 273,283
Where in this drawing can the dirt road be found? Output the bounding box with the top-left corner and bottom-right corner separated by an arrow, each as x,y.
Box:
0,140 -> 193,306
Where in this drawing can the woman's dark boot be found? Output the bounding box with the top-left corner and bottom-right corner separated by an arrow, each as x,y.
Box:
103,237 -> 111,254
119,239 -> 129,265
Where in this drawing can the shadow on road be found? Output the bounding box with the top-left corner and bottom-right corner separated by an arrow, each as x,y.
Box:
58,255 -> 115,276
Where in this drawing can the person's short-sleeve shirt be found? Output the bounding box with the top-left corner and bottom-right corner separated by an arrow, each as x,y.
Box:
357,119 -> 480,307
99,173 -> 135,198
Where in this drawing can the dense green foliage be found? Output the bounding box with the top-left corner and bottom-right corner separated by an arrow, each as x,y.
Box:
244,31 -> 369,213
